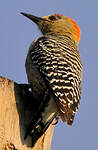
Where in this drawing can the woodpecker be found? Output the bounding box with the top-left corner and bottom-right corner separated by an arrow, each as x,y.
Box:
21,12 -> 82,145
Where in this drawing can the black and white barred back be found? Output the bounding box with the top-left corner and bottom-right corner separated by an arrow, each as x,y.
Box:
30,35 -> 82,125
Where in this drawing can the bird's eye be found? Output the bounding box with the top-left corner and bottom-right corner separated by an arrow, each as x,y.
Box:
49,16 -> 57,21
49,15 -> 61,21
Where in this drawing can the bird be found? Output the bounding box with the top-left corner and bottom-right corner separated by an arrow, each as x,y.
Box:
21,12 -> 82,145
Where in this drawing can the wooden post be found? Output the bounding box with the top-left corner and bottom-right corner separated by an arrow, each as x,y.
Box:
0,76 -> 54,150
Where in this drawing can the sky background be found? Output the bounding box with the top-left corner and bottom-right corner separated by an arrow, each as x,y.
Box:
0,0 -> 98,149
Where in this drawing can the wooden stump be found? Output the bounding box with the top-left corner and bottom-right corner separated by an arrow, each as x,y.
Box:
0,76 -> 54,150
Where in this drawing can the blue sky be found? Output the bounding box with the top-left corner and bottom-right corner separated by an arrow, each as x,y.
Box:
0,0 -> 98,149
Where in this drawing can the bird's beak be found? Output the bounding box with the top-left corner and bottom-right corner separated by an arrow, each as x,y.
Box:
20,12 -> 46,24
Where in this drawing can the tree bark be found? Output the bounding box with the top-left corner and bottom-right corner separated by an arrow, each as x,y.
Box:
0,76 -> 54,150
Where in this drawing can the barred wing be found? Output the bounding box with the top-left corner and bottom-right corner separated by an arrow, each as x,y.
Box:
30,36 -> 82,125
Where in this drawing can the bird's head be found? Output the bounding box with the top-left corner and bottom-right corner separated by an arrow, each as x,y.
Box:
21,12 -> 80,45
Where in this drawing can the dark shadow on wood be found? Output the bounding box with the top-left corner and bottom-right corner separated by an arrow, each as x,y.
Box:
14,83 -> 39,147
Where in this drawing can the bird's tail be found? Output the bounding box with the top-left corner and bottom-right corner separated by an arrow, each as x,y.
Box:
24,113 -> 57,147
